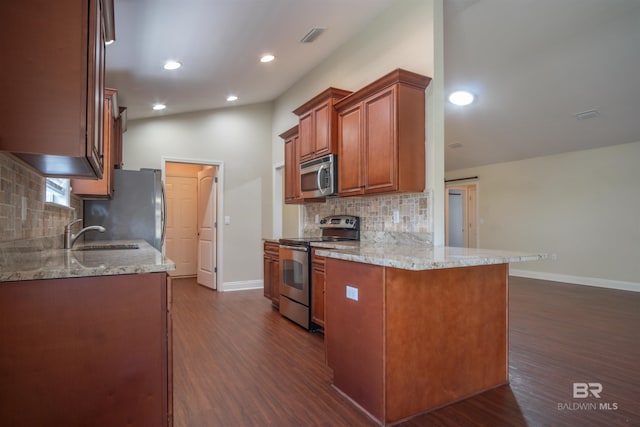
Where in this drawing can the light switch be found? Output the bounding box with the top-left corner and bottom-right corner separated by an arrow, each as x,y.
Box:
346,285 -> 358,301
224,215 -> 231,225
393,210 -> 400,224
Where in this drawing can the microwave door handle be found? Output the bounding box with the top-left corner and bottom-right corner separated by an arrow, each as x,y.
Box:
317,164 -> 328,195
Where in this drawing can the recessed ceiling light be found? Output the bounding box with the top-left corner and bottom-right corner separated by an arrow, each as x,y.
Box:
226,95 -> 238,102
260,54 -> 275,63
163,60 -> 182,70
448,91 -> 475,106
152,103 -> 166,111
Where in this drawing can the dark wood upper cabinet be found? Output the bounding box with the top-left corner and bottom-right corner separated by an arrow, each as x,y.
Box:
335,69 -> 431,197
71,88 -> 122,199
0,0 -> 114,178
280,125 -> 302,204
293,88 -> 352,163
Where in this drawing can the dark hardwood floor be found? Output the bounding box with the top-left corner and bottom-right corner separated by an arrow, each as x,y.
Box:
171,276 -> 640,427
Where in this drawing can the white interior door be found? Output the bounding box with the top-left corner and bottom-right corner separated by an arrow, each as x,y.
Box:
197,167 -> 217,289
165,176 -> 198,276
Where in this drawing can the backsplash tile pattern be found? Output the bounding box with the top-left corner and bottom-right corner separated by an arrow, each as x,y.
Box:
0,153 -> 80,245
302,191 -> 433,244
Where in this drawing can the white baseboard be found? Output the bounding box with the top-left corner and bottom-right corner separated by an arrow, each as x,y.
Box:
509,269 -> 640,293
221,279 -> 263,292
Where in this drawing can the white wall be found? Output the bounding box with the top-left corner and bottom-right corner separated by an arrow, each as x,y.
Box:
123,102 -> 273,287
446,141 -> 640,291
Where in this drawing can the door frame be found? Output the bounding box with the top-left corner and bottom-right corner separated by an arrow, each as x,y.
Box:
162,156 -> 224,290
445,181 -> 479,248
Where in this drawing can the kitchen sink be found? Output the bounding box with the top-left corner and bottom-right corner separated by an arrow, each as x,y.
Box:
74,243 -> 140,251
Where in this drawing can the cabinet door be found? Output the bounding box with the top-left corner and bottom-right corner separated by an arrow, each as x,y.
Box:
313,101 -> 331,157
363,87 -> 397,194
71,88 -> 116,198
87,0 -> 106,178
298,112 -> 314,162
263,255 -> 272,300
338,104 -> 365,196
284,135 -> 299,203
311,261 -> 326,328
271,259 -> 280,307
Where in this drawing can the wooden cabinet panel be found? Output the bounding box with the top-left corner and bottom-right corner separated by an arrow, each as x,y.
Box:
71,88 -> 119,198
363,87 -> 396,193
0,0 -> 113,178
263,241 -> 280,307
280,125 -> 301,204
335,69 -> 430,197
312,101 -> 331,158
337,104 -> 364,196
325,259 -> 385,421
311,249 -> 326,329
294,88 -> 351,163
325,258 -> 508,425
298,112 -> 314,162
0,272 -> 170,426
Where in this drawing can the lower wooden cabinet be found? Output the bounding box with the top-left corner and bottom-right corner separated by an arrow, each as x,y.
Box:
263,241 -> 280,307
0,272 -> 172,426
311,248 -> 326,329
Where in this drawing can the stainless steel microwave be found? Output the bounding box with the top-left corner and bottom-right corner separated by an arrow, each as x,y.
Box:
299,154 -> 337,198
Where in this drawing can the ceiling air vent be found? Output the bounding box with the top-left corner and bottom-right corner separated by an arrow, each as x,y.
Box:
575,109 -> 600,120
300,28 -> 326,43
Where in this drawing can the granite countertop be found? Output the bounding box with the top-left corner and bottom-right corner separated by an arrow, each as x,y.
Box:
0,240 -> 175,282
262,237 -> 280,244
315,243 -> 547,270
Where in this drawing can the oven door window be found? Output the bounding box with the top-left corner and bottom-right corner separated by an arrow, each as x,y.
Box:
282,259 -> 304,291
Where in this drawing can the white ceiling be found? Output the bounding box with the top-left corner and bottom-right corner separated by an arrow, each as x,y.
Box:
106,0 -> 640,172
106,0 -> 395,119
444,0 -> 640,170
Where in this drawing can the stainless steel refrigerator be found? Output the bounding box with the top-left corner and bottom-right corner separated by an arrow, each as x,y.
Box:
83,169 -> 166,250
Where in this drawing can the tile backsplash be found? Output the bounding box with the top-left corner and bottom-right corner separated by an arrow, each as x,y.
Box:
302,191 -> 433,244
0,153 -> 80,244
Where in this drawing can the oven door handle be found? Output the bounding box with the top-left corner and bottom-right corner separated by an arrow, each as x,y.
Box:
279,244 -> 309,252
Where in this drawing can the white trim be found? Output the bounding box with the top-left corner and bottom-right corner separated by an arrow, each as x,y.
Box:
273,161 -> 284,239
509,269 -> 640,293
222,280 -> 263,292
162,156 -> 224,291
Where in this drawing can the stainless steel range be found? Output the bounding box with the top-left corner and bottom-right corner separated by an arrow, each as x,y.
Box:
279,215 -> 360,330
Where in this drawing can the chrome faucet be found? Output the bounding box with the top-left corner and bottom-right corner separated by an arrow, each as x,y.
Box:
64,219 -> 106,249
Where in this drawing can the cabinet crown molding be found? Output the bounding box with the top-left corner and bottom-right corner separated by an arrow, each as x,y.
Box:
293,87 -> 353,116
278,124 -> 299,140
335,69 -> 431,111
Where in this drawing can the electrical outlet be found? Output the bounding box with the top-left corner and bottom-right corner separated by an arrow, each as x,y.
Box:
393,210 -> 400,224
551,253 -> 558,261
346,285 -> 358,301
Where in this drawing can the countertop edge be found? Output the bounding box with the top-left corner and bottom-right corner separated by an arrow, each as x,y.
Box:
316,245 -> 547,271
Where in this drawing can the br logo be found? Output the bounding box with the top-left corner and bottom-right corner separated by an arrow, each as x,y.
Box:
573,382 -> 603,398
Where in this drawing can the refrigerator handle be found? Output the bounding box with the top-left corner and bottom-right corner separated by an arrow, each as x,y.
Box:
160,181 -> 167,251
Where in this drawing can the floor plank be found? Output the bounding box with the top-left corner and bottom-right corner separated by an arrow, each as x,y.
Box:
172,276 -> 640,426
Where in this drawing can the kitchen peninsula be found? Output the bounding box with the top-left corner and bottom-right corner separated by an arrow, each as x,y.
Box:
316,244 -> 545,426
0,240 -> 175,426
